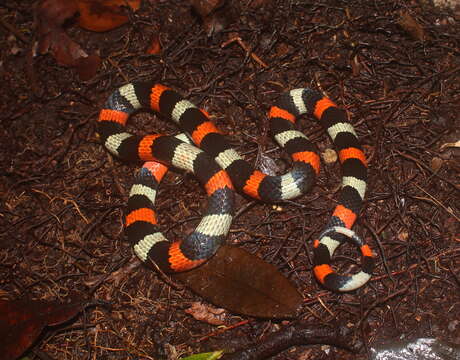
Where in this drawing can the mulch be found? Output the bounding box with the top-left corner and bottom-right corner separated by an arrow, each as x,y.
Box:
0,0 -> 459,359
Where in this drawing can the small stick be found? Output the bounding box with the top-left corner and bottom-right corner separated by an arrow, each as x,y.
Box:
413,183 -> 460,223
222,36 -> 268,68
370,247 -> 460,283
198,320 -> 250,342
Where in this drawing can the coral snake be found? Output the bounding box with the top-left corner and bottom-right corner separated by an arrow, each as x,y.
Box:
97,82 -> 374,292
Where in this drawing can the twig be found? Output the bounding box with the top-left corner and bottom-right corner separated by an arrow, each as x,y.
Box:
198,320 -> 250,342
222,36 -> 268,68
362,219 -> 395,286
370,247 -> 460,283
412,183 -> 460,223
358,285 -> 410,327
395,149 -> 459,191
222,322 -> 354,359
317,295 -> 336,318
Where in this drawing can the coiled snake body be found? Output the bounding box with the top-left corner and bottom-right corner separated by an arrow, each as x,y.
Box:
97,82 -> 374,292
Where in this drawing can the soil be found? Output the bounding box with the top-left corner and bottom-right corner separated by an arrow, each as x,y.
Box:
0,0 -> 459,359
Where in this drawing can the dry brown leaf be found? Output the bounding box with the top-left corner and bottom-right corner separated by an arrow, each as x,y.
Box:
35,0 -> 78,54
35,0 -> 79,31
398,11 -> 427,41
172,245 -> 303,319
146,34 -> 161,55
48,30 -> 87,67
75,53 -> 102,80
184,302 -> 227,325
76,0 -> 141,32
0,299 -> 86,360
35,0 -> 101,80
191,0 -> 224,17
191,0 -> 231,35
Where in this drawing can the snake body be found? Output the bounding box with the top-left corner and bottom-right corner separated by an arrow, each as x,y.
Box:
97,82 -> 374,291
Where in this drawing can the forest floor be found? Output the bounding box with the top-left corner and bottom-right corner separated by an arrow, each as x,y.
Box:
0,0 -> 459,359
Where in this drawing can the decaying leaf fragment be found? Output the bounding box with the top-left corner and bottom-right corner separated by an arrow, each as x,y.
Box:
146,34 -> 161,55
35,0 -> 101,80
76,0 -> 141,32
184,302 -> 227,325
191,0 -> 232,36
191,0 -> 224,18
398,11 -> 428,41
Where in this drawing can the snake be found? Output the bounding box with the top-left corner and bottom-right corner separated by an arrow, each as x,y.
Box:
97,82 -> 374,292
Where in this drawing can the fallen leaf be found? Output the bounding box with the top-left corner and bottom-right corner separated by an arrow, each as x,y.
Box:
172,245 -> 303,319
76,0 -> 141,32
146,34 -> 161,55
0,299 -> 86,360
191,0 -> 224,18
191,0 -> 231,36
35,0 -> 79,31
184,302 -> 227,325
75,53 -> 102,80
35,0 -> 79,54
397,230 -> 409,242
35,0 -> 101,80
398,11 -> 427,41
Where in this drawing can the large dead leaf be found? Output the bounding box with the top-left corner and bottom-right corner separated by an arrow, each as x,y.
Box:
76,0 -> 141,32
172,245 -> 303,318
0,299 -> 86,360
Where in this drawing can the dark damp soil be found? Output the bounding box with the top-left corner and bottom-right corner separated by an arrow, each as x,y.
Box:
1,0 -> 459,359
